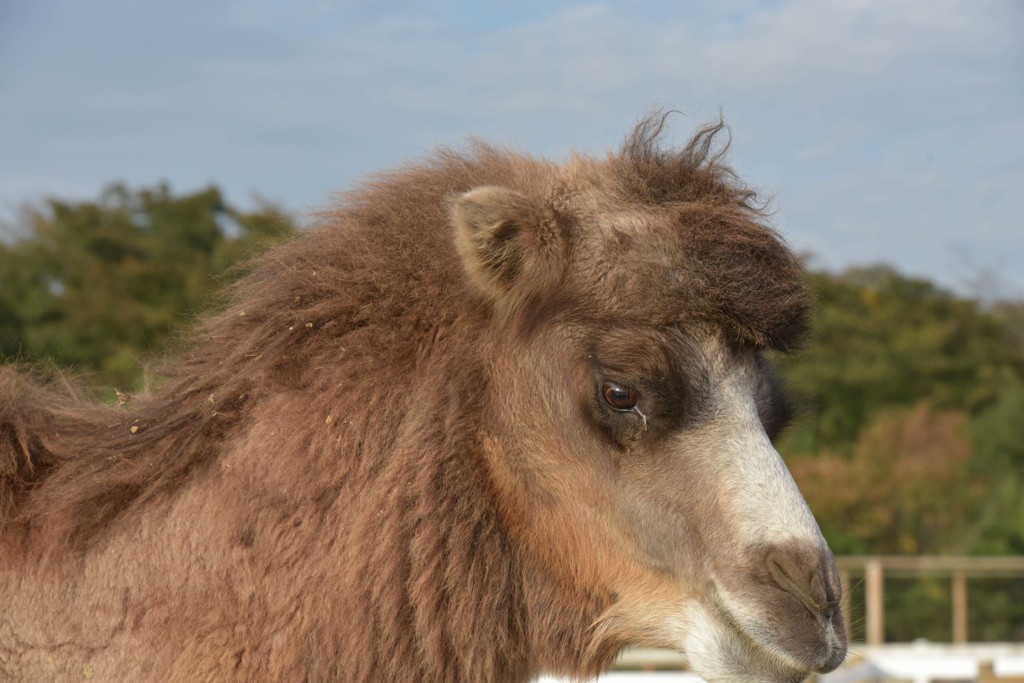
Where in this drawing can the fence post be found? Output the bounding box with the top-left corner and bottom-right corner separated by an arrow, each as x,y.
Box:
952,570 -> 968,644
865,559 -> 885,645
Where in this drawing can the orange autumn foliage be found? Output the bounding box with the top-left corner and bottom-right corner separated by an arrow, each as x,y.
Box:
789,402 -> 977,554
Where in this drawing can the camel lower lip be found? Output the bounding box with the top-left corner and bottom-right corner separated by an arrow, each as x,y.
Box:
812,626 -> 848,673
709,590 -> 844,678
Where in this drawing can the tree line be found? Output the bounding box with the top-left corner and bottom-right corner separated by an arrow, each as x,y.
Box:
0,184 -> 293,392
2,183 -> 1022,641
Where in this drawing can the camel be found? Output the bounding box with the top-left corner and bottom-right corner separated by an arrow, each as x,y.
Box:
0,113 -> 846,682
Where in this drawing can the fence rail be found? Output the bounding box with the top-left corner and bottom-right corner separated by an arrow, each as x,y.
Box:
834,555 -> 1024,645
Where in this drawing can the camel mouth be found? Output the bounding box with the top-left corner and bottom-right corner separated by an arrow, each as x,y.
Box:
707,587 -> 848,679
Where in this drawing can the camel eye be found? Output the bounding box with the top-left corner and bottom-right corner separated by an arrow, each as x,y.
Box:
602,381 -> 638,411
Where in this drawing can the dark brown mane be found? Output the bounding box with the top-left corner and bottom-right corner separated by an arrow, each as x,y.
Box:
618,111 -> 762,210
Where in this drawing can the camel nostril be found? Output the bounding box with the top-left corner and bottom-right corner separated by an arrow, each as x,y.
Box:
766,546 -> 830,618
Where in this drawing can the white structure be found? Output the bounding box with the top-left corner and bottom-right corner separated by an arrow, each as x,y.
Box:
824,643 -> 1024,683
543,643 -> 1024,683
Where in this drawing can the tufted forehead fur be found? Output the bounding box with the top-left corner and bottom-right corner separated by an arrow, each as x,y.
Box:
604,114 -> 810,349
444,113 -> 811,349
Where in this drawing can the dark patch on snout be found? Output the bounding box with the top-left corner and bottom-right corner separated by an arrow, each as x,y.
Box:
752,353 -> 796,443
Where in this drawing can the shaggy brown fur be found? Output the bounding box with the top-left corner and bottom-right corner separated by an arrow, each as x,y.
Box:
0,113 -> 812,681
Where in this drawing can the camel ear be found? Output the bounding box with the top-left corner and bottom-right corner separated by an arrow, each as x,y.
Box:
451,186 -> 563,308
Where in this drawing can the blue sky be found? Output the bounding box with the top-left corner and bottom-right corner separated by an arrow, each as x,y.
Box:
2,0 -> 1022,295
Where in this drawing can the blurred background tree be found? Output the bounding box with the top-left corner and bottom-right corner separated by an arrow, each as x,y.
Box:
774,266 -> 1024,558
0,183 -> 295,391
773,265 -> 1024,642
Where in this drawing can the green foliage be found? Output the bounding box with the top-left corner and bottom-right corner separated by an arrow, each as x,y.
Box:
777,265 -> 1024,557
0,183 -> 295,390
777,266 -> 1022,453
774,264 -> 1024,643
788,403 -> 976,555
964,377 -> 1024,554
